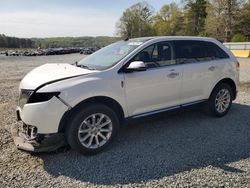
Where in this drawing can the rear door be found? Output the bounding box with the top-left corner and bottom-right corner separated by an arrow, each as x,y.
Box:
173,40 -> 230,104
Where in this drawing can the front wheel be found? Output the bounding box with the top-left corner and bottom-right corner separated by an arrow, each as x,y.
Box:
66,104 -> 120,155
208,83 -> 233,117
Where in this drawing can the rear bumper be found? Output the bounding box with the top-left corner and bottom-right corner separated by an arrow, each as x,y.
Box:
11,123 -> 66,153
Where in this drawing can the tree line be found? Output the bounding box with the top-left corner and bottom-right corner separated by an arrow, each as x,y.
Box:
116,0 -> 250,42
0,34 -> 35,48
0,35 -> 119,49
1,0 -> 249,49
33,36 -> 119,49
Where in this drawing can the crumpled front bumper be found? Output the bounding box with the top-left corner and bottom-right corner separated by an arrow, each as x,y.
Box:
11,123 -> 66,153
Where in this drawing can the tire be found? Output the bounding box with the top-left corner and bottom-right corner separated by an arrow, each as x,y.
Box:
208,83 -> 233,117
66,104 -> 120,155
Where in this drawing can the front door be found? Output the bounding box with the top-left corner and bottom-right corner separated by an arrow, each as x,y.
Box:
124,41 -> 182,116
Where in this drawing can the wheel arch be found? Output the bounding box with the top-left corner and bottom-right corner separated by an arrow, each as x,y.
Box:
58,96 -> 125,132
210,78 -> 237,100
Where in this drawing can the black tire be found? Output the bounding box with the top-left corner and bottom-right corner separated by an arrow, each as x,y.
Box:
208,83 -> 233,117
66,104 -> 120,155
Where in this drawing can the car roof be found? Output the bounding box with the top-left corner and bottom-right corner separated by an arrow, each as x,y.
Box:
127,36 -> 233,58
129,36 -> 218,43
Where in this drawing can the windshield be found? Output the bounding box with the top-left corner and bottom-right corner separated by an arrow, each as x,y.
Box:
78,40 -> 144,70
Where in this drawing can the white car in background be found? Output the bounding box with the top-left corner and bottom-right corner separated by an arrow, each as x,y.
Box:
13,36 -> 239,155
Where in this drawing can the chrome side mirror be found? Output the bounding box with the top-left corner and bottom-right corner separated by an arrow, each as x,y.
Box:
126,61 -> 147,72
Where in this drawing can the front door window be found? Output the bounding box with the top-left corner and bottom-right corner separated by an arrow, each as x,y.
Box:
132,42 -> 175,68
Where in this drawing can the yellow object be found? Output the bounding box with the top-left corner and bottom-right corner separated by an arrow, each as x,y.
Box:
231,50 -> 250,58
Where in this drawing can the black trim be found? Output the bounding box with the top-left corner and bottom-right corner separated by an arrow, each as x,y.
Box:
16,109 -> 21,121
126,99 -> 206,120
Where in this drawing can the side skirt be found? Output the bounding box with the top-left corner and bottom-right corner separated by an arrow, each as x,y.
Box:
127,99 -> 207,120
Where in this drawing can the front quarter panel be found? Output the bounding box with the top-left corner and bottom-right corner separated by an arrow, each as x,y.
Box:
37,71 -> 128,117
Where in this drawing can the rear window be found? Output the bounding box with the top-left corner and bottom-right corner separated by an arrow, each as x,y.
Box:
174,40 -> 229,64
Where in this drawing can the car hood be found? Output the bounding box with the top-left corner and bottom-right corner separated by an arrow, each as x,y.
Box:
20,63 -> 97,90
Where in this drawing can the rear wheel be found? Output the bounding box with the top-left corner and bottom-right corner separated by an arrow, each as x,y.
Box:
208,83 -> 233,117
66,104 -> 120,155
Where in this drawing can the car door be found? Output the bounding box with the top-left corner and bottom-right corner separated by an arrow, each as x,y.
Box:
174,40 -> 229,104
123,41 -> 182,117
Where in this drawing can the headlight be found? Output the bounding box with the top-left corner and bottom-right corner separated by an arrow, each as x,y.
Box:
18,90 -> 60,108
19,89 -> 34,108
28,92 -> 60,103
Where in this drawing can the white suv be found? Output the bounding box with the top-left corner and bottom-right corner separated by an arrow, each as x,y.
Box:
13,36 -> 239,154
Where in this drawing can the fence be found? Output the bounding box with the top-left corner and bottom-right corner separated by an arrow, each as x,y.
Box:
223,42 -> 250,50
223,42 -> 250,57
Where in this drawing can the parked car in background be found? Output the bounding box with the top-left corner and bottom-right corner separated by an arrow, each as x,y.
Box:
0,51 -> 7,56
80,48 -> 93,55
13,36 -> 239,155
45,47 -> 81,55
23,49 -> 46,56
80,47 -> 100,55
5,51 -> 21,56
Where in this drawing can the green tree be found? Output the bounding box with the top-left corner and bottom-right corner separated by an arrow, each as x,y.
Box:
204,0 -> 226,41
204,0 -> 242,41
116,1 -> 155,38
233,2 -> 250,40
153,3 -> 185,36
231,34 -> 248,42
0,35 -> 8,47
183,0 -> 207,36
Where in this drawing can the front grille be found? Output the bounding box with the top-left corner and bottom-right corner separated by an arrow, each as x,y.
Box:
19,89 -> 33,108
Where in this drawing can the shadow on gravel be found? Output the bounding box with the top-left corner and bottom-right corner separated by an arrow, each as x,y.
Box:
40,103 -> 250,185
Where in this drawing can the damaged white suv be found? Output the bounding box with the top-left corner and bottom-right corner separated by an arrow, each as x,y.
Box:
13,36 -> 239,154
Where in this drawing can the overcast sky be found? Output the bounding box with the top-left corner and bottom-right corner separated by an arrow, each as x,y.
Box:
0,0 -> 180,38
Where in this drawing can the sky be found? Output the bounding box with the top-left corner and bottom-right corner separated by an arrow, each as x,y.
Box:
0,0 -> 180,38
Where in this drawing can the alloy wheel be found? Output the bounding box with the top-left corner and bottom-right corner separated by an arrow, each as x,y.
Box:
215,88 -> 231,113
78,113 -> 112,149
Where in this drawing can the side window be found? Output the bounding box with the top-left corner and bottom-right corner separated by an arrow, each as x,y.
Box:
157,42 -> 175,67
205,42 -> 229,59
174,40 -> 229,64
132,42 -> 175,69
174,40 -> 202,64
133,44 -> 156,68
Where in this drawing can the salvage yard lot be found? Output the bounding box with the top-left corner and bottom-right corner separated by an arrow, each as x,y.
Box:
0,54 -> 249,187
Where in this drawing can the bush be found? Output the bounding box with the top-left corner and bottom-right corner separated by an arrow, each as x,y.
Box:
198,32 -> 209,37
231,34 -> 248,42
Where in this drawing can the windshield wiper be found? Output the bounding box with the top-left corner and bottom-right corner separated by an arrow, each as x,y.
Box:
79,64 -> 95,70
74,62 -> 96,70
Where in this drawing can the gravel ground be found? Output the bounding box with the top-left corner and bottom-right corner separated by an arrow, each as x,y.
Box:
238,58 -> 250,83
0,54 -> 249,187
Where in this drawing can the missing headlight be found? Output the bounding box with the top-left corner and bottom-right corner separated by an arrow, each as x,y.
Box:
19,89 -> 34,108
28,92 -> 60,103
